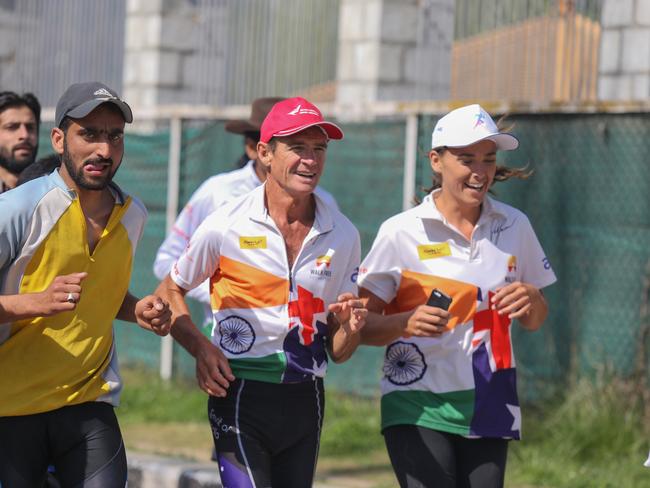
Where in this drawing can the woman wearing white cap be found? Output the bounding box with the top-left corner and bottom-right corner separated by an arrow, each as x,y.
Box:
357,104 -> 557,487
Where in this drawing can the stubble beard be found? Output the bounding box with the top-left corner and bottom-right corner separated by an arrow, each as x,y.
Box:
62,139 -> 118,191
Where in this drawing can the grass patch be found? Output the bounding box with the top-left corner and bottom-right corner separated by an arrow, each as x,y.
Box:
507,377 -> 650,488
319,390 -> 384,457
117,365 -> 207,424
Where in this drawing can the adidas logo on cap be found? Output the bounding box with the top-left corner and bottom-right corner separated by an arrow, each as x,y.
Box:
93,88 -> 114,98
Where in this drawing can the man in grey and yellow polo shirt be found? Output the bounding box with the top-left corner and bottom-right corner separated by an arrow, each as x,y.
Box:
0,82 -> 171,487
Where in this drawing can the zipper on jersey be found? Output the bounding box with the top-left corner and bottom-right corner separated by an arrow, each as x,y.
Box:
286,234 -> 316,295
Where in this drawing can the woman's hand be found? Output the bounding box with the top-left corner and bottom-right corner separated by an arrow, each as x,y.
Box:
403,304 -> 450,338
491,282 -> 548,331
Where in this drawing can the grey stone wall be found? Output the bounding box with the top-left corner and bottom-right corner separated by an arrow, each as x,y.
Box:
598,0 -> 650,100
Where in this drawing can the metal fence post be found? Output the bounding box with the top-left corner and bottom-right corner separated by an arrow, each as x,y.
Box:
403,114 -> 419,211
160,116 -> 182,380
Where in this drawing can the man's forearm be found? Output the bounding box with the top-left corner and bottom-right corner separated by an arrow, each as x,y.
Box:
360,310 -> 409,346
327,314 -> 361,363
116,291 -> 138,323
170,313 -> 210,358
0,293 -> 44,322
155,275 -> 207,358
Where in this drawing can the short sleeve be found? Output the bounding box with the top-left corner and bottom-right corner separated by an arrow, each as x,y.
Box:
170,211 -> 224,292
357,222 -> 401,303
518,216 -> 557,290
337,228 -> 361,297
153,191 -> 215,280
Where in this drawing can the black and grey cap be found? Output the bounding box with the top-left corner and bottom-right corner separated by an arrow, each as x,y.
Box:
54,81 -> 133,127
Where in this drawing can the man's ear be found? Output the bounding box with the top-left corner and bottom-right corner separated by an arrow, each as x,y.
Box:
51,127 -> 65,155
256,142 -> 272,170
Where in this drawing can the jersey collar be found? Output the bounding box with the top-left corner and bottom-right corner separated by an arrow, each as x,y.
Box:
48,168 -> 126,205
249,183 -> 334,234
415,189 -> 507,223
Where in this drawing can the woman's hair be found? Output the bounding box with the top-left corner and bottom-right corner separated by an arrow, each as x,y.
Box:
422,116 -> 531,195
422,146 -> 532,195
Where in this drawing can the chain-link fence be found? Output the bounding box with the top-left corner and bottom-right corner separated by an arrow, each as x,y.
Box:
37,109 -> 650,402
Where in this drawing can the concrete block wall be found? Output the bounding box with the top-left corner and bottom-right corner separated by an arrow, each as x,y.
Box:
336,0 -> 383,104
123,0 -> 227,108
598,0 -> 650,100
336,0 -> 454,106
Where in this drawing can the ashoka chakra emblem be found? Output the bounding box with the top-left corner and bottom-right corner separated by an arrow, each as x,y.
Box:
218,315 -> 255,354
383,341 -> 427,386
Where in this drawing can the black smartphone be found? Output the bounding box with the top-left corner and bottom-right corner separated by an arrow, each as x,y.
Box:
426,288 -> 452,310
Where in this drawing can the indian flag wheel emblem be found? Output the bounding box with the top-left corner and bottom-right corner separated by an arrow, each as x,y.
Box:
383,341 -> 427,385
218,315 -> 256,354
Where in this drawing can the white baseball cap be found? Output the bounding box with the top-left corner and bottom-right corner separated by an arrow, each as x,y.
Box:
431,104 -> 518,151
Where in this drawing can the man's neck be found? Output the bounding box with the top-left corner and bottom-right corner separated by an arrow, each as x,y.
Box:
0,167 -> 19,190
78,187 -> 115,215
252,159 -> 267,184
264,178 -> 315,227
57,168 -> 115,218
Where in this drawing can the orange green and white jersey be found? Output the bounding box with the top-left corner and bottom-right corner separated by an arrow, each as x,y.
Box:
170,183 -> 360,384
358,190 -> 556,439
0,170 -> 146,417
153,159 -> 338,326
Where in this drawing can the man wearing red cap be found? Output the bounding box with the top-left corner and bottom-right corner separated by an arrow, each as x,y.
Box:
153,97 -> 338,335
156,97 -> 366,487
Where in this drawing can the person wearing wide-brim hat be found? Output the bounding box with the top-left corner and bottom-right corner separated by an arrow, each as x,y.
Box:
225,97 -> 283,135
225,97 -> 285,172
153,97 -> 339,332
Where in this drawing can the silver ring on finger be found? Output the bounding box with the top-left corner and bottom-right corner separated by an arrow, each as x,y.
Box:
66,292 -> 76,304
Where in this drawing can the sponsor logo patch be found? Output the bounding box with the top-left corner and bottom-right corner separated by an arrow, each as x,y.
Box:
312,250 -> 334,278
316,255 -> 331,268
505,255 -> 517,283
311,267 -> 332,278
239,236 -> 267,249
417,243 -> 451,260
507,255 -> 517,272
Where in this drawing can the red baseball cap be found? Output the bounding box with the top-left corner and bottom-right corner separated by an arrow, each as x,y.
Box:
260,97 -> 344,143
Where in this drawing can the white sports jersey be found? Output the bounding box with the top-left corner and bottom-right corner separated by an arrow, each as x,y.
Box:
154,160 -> 338,323
358,190 -> 556,439
171,183 -> 360,384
